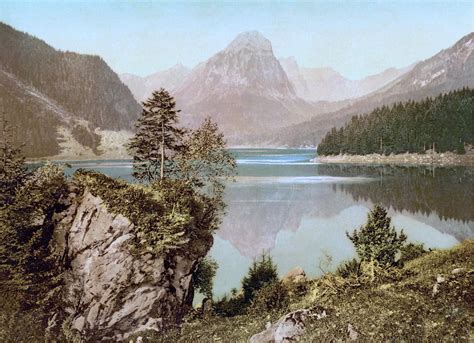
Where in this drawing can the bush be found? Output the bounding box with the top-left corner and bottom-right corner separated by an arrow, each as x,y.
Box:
0,163 -> 68,291
73,170 -> 214,256
0,162 -> 69,342
347,205 -> 407,267
399,243 -> 429,265
0,118 -> 29,207
242,254 -> 278,303
214,293 -> 247,317
193,257 -> 218,299
250,281 -> 289,313
336,258 -> 361,278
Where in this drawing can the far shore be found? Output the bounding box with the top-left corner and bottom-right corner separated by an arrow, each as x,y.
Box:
314,151 -> 474,166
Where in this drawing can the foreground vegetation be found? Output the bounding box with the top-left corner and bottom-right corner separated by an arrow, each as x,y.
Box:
128,206 -> 473,342
129,239 -> 473,342
0,89 -> 236,341
318,88 -> 474,156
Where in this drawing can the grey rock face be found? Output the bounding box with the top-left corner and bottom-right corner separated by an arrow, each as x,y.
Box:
56,191 -> 209,341
249,309 -> 311,343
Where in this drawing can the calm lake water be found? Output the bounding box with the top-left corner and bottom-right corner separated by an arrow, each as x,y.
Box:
61,149 -> 474,298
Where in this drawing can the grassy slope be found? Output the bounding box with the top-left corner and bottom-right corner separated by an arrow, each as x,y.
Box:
134,240 -> 473,342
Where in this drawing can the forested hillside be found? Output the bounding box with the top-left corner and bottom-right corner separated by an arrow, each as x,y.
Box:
318,88 -> 474,156
0,22 -> 140,157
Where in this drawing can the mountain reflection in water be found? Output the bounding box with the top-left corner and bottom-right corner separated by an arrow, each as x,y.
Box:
58,149 -> 473,297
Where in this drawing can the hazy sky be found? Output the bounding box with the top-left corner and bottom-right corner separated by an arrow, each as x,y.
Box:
1,1 -> 473,79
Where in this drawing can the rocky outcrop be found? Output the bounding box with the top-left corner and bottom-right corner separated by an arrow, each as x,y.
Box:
249,309 -> 312,343
54,190 -> 211,341
282,267 -> 307,284
249,307 -> 330,343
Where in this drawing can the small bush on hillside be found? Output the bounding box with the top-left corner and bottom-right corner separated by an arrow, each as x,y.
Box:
336,258 -> 361,278
73,170 -> 213,256
242,254 -> 278,303
214,293 -> 247,317
399,242 -> 429,266
347,205 -> 407,267
249,281 -> 289,313
0,118 -> 29,207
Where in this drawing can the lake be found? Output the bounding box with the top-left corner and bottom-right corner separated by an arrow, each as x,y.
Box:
61,148 -> 474,298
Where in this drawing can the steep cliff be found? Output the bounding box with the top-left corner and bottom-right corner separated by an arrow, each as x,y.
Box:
50,175 -> 213,341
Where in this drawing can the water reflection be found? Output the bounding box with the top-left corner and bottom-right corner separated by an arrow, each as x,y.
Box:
50,150 -> 473,297
210,150 -> 473,297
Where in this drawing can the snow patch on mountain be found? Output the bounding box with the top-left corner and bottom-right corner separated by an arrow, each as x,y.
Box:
414,69 -> 446,87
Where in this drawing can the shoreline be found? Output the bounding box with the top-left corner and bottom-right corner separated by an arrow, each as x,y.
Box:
314,151 -> 474,166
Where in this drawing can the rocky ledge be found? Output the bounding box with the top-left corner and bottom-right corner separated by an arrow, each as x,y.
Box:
53,190 -> 211,341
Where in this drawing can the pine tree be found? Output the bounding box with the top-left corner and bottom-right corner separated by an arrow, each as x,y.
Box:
241,254 -> 278,303
127,88 -> 185,182
317,88 -> 474,156
347,205 -> 407,267
0,115 -> 28,206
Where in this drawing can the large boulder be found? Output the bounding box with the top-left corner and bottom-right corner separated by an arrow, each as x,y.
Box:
282,267 -> 307,284
55,190 -> 211,341
249,309 -> 311,343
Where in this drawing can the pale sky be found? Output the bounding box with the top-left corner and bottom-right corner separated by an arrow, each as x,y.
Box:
0,1 -> 473,79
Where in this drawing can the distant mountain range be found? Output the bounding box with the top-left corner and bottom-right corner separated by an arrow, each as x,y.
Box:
279,56 -> 412,102
122,30 -> 473,147
1,21 -> 472,157
266,32 -> 474,147
119,63 -> 190,103
122,31 -> 317,141
0,22 -> 140,157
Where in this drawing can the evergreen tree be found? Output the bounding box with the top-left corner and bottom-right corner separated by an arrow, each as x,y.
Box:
0,116 -> 28,206
127,88 -> 185,182
241,254 -> 278,303
318,88 -> 474,156
347,205 -> 407,267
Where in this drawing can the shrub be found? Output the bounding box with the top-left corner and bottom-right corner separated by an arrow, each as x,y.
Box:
347,205 -> 407,267
0,118 -> 29,207
242,254 -> 278,303
0,162 -> 69,342
399,242 -> 429,265
250,281 -> 289,313
73,170 -> 213,256
336,258 -> 361,278
0,162 -> 68,292
214,293 -> 246,317
193,257 -> 218,299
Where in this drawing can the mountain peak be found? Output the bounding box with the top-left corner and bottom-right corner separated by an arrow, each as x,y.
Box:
227,31 -> 272,52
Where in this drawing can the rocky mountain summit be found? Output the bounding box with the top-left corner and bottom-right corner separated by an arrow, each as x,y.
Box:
172,31 -> 316,140
176,31 -> 296,100
376,32 -> 474,96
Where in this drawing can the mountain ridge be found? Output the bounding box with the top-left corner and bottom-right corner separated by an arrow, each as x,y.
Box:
0,21 -> 140,157
265,32 -> 474,147
170,31 -> 316,141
